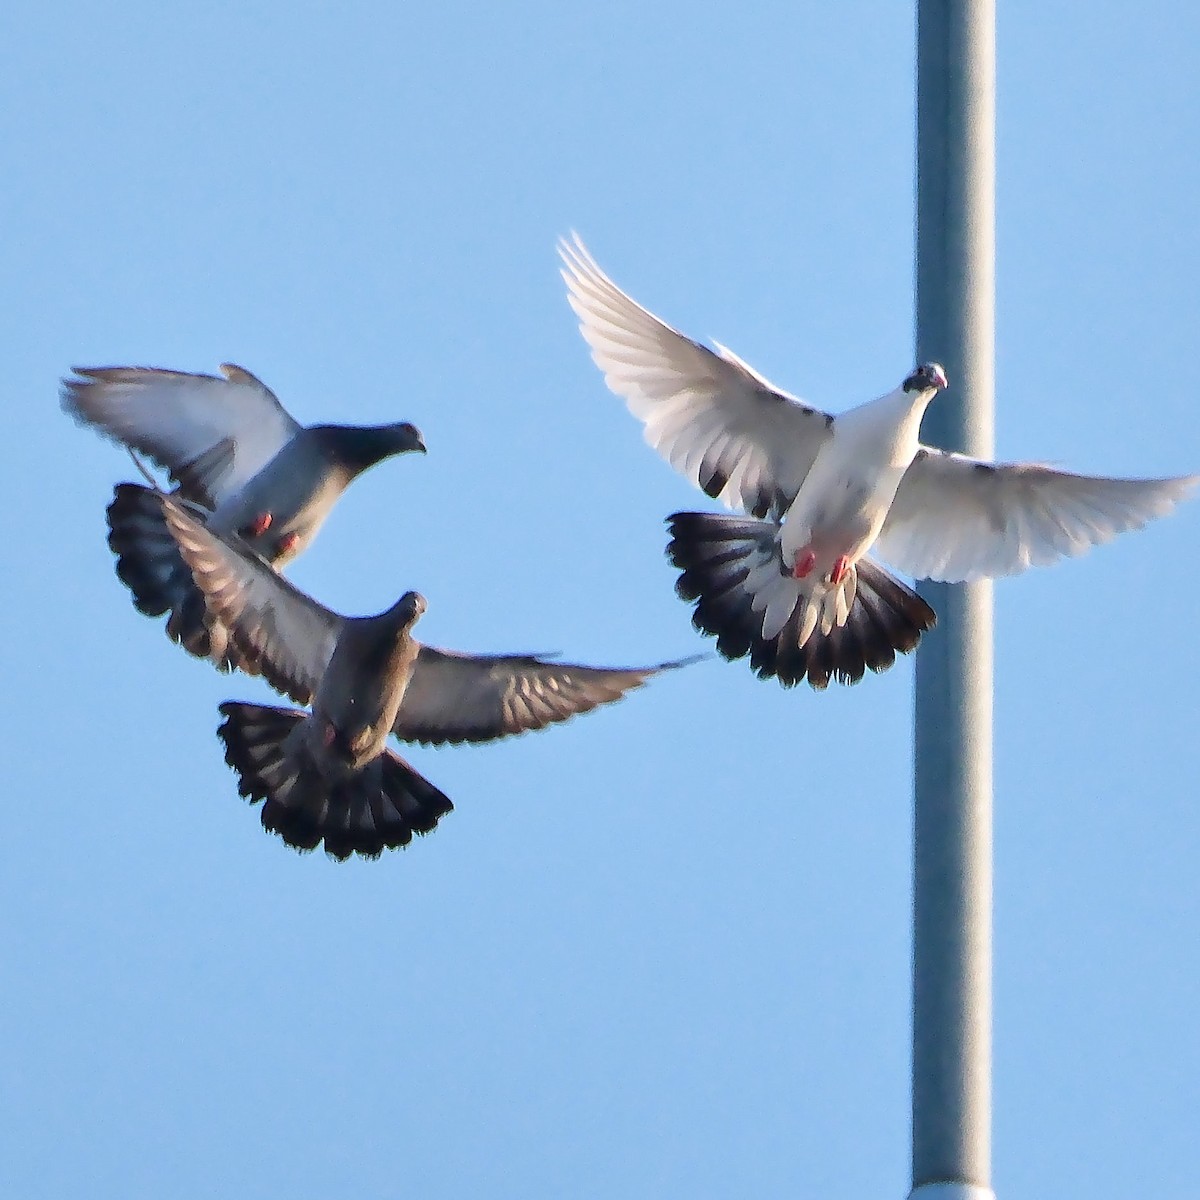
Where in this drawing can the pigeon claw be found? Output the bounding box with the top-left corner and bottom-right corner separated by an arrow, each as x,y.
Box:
241,511 -> 273,538
828,555 -> 850,586
791,549 -> 817,580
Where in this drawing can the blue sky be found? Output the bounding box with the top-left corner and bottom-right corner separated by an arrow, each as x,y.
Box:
3,3 -> 1197,1197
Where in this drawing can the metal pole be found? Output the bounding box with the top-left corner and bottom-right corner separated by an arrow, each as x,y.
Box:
911,2 -> 996,1199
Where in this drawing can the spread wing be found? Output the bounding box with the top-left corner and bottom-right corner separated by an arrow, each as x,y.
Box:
393,648 -> 697,746
63,364 -> 303,507
160,496 -> 342,703
559,234 -> 833,519
875,447 -> 1199,582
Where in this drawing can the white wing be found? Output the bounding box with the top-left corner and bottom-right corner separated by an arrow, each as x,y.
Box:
62,364 -> 303,508
875,447 -> 1199,582
160,496 -> 341,703
559,235 -> 833,519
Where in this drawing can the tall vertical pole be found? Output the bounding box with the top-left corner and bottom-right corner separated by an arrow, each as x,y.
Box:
911,3 -> 996,1199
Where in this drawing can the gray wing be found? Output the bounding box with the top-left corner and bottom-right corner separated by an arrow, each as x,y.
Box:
559,235 -> 834,519
875,447 -> 1199,582
159,496 -> 342,703
392,648 -> 697,746
63,364 -> 303,508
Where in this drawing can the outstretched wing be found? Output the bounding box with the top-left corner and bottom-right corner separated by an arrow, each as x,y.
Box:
160,496 -> 342,703
63,364 -> 303,507
876,448 -> 1198,582
393,647 -> 696,746
559,234 -> 833,519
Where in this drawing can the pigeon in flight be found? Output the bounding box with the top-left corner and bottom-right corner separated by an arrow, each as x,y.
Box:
560,235 -> 1198,688
62,364 -> 426,669
159,496 -> 694,860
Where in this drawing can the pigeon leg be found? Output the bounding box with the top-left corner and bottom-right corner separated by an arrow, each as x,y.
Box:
827,555 -> 850,586
791,548 -> 817,580
239,511 -> 273,538
275,531 -> 301,558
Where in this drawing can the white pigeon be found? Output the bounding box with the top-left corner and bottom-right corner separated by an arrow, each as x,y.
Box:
559,234 -> 1198,688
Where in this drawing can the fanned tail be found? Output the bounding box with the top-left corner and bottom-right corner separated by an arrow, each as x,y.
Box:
666,511 -> 937,689
106,483 -> 245,670
217,702 -> 453,861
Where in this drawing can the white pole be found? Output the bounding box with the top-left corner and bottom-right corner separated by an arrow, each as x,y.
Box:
911,2 -> 996,1199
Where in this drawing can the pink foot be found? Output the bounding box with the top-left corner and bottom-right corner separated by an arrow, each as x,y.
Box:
276,531 -> 301,557
241,511 -> 273,538
322,721 -> 336,747
829,555 -> 850,586
791,549 -> 817,580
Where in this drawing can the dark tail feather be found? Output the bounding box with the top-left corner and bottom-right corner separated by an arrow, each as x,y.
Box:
666,511 -> 937,690
106,483 -> 243,670
217,702 -> 454,861
107,483 -> 188,617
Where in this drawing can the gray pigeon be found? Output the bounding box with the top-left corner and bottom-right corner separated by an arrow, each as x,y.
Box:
62,364 -> 426,668
159,496 -> 694,860
560,235 -> 1199,688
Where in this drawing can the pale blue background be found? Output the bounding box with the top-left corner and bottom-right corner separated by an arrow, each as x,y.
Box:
3,4 -> 1197,1197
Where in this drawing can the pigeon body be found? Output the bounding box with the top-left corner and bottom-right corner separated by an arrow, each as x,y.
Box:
160,496 -> 692,859
217,591 -> 453,860
560,235 -> 1198,688
63,364 -> 425,668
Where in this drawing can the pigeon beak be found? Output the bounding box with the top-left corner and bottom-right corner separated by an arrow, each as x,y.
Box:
929,363 -> 948,391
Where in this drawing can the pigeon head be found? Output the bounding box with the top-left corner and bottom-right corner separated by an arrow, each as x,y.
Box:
354,591 -> 427,676
318,422 -> 427,474
902,363 -> 949,395
380,422 -> 427,456
386,590 -> 427,630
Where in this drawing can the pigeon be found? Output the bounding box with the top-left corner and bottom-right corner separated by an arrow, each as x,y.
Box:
159,495 -> 694,860
62,364 -> 426,669
559,235 -> 1198,688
